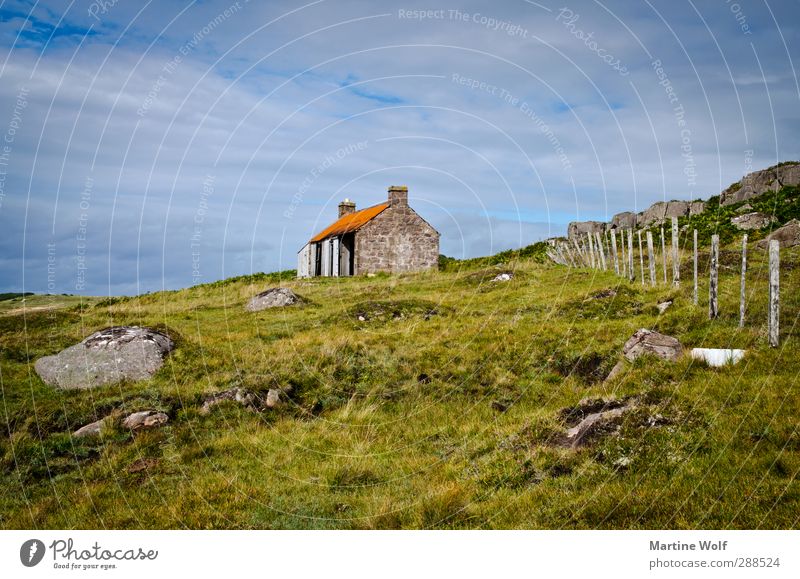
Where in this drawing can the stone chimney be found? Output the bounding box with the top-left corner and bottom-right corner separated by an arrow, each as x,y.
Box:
388,185 -> 408,207
338,198 -> 356,218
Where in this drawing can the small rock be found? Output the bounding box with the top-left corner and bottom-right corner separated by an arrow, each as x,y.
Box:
122,410 -> 169,431
245,288 -> 300,312
127,458 -> 158,474
265,389 -> 281,409
645,413 -> 670,427
622,328 -> 683,363
200,388 -> 258,414
558,397 -> 628,424
73,418 -> 105,438
564,405 -> 630,448
492,272 -> 513,282
491,400 -> 510,413
657,300 -> 673,314
613,456 -> 632,468
357,315 -> 367,322
590,288 -> 617,299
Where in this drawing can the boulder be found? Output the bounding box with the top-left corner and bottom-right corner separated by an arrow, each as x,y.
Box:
200,388 -> 259,414
657,300 -> 673,314
622,328 -> 683,362
611,211 -> 637,230
731,212 -> 775,230
122,410 -> 168,431
73,418 -> 105,438
34,326 -> 175,390
756,219 -> 800,249
721,163 -> 800,206
245,288 -> 300,312
567,220 -> 606,241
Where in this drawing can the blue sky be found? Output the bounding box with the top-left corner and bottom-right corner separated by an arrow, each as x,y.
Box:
0,0 -> 798,295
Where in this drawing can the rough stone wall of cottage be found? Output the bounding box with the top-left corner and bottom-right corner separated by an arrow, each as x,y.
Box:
354,205 -> 439,274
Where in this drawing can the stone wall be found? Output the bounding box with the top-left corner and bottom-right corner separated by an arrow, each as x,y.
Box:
354,204 -> 439,274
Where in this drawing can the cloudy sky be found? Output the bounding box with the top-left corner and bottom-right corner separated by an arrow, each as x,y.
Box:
0,0 -> 798,295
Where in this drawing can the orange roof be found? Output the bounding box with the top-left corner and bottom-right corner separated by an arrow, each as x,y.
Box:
309,203 -> 388,243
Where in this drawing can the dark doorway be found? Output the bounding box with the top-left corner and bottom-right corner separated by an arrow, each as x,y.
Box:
339,234 -> 355,276
314,242 -> 322,276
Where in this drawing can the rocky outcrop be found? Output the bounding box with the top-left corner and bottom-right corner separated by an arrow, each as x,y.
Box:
689,201 -> 706,215
756,219 -> 800,249
721,163 -> 800,206
731,212 -> 775,230
34,327 -> 174,390
245,288 -> 301,312
611,211 -> 637,230
636,200 -> 700,228
122,410 -> 169,431
567,220 -> 606,241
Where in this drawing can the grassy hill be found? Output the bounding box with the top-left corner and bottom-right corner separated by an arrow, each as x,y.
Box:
1,201 -> 799,529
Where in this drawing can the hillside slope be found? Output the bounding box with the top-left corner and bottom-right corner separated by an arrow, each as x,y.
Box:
1,218 -> 799,529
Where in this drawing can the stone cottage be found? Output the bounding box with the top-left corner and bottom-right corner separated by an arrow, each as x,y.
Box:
297,186 -> 440,277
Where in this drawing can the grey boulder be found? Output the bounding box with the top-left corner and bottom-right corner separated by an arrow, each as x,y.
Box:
34,326 -> 174,390
622,328 -> 683,362
245,288 -> 300,312
731,212 -> 775,230
756,219 -> 800,249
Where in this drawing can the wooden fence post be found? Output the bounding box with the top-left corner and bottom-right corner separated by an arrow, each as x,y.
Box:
628,229 -> 635,283
587,232 -> 596,269
671,217 -> 680,287
646,231 -> 657,286
693,229 -> 698,305
595,231 -> 607,270
637,230 -> 645,285
769,239 -> 780,347
709,234 -> 719,319
610,229 -> 619,275
739,234 -> 747,328
620,229 -> 627,278
660,226 -> 668,284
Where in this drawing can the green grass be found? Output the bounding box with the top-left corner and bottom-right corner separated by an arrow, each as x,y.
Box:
1,238 -> 799,529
